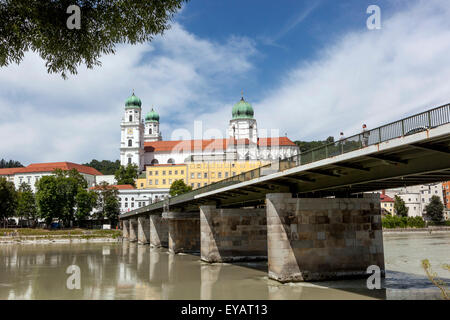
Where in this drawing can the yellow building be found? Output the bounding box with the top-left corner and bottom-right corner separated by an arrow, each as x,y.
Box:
137,161 -> 269,190
186,160 -> 268,189
381,193 -> 395,215
137,164 -> 187,189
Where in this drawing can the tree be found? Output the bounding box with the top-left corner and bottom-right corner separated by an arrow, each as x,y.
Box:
83,159 -> 120,175
394,195 -> 408,217
0,159 -> 23,168
0,177 -> 18,227
294,136 -> 335,153
16,182 -> 37,224
115,164 -> 138,187
0,0 -> 187,78
425,195 -> 444,223
169,179 -> 192,196
94,182 -> 120,224
35,175 -> 63,226
75,188 -> 97,221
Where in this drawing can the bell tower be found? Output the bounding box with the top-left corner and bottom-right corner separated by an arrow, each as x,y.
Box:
144,107 -> 162,142
120,92 -> 144,171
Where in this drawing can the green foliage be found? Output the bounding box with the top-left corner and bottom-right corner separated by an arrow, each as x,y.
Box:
0,158 -> 23,168
75,188 -> 97,221
94,182 -> 120,223
16,182 -> 37,221
115,164 -> 138,187
35,169 -> 89,226
83,159 -> 120,175
0,177 -> 18,222
169,179 -> 192,196
382,215 -> 426,229
394,195 -> 409,217
294,136 -> 335,153
0,0 -> 186,78
425,195 -> 444,223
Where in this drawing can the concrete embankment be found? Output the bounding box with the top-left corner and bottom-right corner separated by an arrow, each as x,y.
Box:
383,226 -> 450,234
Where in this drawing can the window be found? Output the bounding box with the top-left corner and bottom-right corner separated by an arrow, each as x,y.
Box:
125,203 -> 128,208
225,172 -> 229,178
128,158 -> 132,164
218,172 -> 222,178
131,203 -> 134,208
125,198 -> 128,201
169,170 -> 172,175
149,180 -> 152,185
149,171 -> 153,176
232,172 -> 236,176
155,171 -> 158,176
197,183 -> 201,188
169,179 -> 172,184
191,173 -> 194,179
162,179 -> 166,185
204,183 -> 207,186
204,173 -> 207,178
155,179 -> 158,185
175,170 -> 178,175
181,170 -> 184,175
149,128 -> 152,134
162,171 -> 166,175
140,183 -> 144,188
197,173 -> 201,178
27,176 -> 31,184
128,139 -> 132,147
191,183 -> 194,187
129,115 -> 132,122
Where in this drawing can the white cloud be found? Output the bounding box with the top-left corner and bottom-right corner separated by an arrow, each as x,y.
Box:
242,0 -> 450,141
0,23 -> 256,164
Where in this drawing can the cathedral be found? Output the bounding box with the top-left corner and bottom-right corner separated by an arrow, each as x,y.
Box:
120,92 -> 299,172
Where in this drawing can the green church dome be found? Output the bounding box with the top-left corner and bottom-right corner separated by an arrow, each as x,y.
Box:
125,93 -> 142,109
145,108 -> 159,122
232,97 -> 254,119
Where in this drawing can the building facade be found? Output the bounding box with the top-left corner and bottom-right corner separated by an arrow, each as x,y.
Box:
119,93 -> 300,172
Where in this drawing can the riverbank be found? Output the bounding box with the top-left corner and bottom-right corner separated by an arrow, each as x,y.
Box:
383,226 -> 450,234
0,228 -> 122,244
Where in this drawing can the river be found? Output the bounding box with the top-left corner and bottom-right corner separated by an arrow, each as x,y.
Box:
0,232 -> 449,300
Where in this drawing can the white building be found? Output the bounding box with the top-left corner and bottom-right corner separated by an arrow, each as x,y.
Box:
384,183 -> 445,218
0,162 -> 103,192
119,93 -> 300,171
91,184 -> 169,214
95,174 -> 117,185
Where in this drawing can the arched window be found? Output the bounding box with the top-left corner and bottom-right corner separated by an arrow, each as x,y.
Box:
151,159 -> 159,165
167,158 -> 175,164
128,157 -> 132,164
149,128 -> 152,134
128,139 -> 132,147
129,115 -> 132,122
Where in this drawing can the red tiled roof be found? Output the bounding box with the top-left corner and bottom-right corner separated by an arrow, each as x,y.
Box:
380,194 -> 394,202
90,184 -> 135,190
144,137 -> 297,153
0,168 -> 23,175
0,162 -> 102,176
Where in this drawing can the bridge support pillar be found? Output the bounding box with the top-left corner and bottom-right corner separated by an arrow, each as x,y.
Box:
138,216 -> 150,244
266,193 -> 385,282
149,215 -> 168,248
129,217 -> 138,242
165,212 -> 200,254
122,219 -> 129,239
200,206 -> 267,262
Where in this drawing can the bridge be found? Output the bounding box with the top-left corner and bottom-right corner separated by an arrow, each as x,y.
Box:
119,103 -> 450,282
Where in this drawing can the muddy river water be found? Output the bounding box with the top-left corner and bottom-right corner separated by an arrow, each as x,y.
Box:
0,232 -> 449,299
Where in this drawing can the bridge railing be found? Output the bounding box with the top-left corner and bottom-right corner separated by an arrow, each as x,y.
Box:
174,103 -> 449,198
121,103 -> 450,217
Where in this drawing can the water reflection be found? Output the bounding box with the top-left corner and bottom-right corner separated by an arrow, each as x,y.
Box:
0,233 -> 449,299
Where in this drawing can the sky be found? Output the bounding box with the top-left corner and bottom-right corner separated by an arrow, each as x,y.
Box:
1,0 -> 450,165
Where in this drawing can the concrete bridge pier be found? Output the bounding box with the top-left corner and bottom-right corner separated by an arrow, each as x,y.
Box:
266,193 -> 385,282
200,206 -> 267,262
137,216 -> 150,244
122,220 -> 129,239
149,214 -> 168,248
164,212 -> 200,254
129,217 -> 138,242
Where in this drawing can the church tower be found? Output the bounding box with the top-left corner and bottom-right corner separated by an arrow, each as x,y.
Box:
228,96 -> 258,143
120,92 -> 144,171
144,108 -> 162,142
